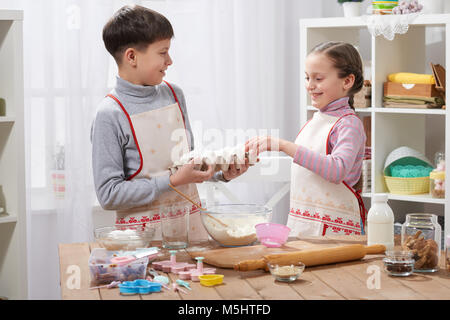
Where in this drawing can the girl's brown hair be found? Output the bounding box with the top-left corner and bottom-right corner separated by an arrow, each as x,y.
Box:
309,41 -> 364,110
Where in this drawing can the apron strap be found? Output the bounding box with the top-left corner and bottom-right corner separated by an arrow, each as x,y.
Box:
343,181 -> 367,235
326,112 -> 367,234
322,224 -> 329,236
163,80 -> 180,104
355,190 -> 368,235
106,93 -> 144,181
163,81 -> 191,150
326,113 -> 359,155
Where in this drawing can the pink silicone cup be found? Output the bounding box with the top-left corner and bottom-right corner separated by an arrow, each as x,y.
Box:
255,223 -> 291,248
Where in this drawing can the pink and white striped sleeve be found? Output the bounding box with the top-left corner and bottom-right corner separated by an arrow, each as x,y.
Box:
293,115 -> 366,186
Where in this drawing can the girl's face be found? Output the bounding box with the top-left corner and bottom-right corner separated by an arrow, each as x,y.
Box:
305,53 -> 354,110
135,38 -> 173,86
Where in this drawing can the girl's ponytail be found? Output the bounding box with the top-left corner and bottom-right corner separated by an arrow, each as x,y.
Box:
348,95 -> 354,109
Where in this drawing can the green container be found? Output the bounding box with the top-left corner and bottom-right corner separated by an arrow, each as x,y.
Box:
372,0 -> 398,14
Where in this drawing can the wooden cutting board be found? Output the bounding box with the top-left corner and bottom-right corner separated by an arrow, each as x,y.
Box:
187,235 -> 367,269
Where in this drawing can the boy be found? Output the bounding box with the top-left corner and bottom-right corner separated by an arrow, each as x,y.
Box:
91,5 -> 249,240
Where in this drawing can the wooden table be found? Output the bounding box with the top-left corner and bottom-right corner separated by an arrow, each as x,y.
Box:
58,236 -> 450,300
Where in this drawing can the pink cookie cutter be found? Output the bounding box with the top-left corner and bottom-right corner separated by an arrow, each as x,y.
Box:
178,257 -> 216,282
152,250 -> 196,274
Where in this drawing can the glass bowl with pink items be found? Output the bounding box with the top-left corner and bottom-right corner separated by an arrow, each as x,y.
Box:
255,223 -> 291,248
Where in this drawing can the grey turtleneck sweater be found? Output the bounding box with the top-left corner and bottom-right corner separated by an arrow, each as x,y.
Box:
91,77 -> 224,211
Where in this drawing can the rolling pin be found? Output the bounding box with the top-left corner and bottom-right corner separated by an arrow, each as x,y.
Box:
233,244 -> 386,272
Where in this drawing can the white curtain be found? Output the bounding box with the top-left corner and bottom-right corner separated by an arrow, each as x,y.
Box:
0,0 -> 324,299
158,0 -> 322,223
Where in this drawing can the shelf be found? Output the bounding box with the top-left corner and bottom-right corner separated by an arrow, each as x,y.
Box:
306,106 -> 446,115
0,10 -> 23,21
0,213 -> 17,224
372,107 -> 446,115
300,14 -> 450,29
361,193 -> 445,204
386,193 -> 445,205
306,106 -> 372,113
300,13 -> 450,254
0,116 -> 15,123
0,10 -> 26,299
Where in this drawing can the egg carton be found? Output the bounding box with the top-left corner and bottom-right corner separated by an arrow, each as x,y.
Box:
169,145 -> 257,175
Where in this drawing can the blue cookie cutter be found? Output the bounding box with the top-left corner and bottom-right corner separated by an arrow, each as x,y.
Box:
119,279 -> 162,295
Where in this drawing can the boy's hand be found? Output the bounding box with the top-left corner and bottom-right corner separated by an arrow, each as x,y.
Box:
223,159 -> 250,182
169,159 -> 215,187
245,136 -> 281,155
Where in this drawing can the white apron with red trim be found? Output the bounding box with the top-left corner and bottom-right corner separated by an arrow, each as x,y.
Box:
287,111 -> 365,237
108,82 -> 209,242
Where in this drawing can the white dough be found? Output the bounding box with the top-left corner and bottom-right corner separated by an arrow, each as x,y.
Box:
202,214 -> 267,246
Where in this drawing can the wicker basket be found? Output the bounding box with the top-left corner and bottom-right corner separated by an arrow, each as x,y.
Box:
384,175 -> 430,195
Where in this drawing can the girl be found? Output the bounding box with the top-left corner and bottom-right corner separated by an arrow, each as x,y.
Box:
246,41 -> 367,236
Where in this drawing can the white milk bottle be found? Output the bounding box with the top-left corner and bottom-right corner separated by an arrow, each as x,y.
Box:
367,193 -> 394,251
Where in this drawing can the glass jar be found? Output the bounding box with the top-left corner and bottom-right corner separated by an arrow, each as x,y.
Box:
446,235 -> 450,273
434,152 -> 445,170
401,214 -> 441,273
430,170 -> 445,198
430,152 -> 445,199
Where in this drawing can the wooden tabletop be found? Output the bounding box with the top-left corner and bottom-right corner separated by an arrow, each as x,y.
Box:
58,236 -> 450,300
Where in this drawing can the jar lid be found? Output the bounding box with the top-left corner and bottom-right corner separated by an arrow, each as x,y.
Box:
430,170 -> 445,180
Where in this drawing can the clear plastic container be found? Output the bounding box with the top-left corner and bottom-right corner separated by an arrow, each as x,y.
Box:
88,248 -> 149,285
401,213 -> 441,273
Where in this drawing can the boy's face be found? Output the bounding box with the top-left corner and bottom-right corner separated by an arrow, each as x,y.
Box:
134,38 -> 173,86
304,53 -> 352,110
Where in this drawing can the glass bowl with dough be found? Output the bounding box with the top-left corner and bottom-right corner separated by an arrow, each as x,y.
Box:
200,204 -> 272,247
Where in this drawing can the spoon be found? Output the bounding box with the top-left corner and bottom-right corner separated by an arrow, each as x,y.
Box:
168,184 -> 229,228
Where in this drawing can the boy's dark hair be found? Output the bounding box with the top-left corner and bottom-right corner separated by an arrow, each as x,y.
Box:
103,5 -> 174,64
309,41 -> 364,110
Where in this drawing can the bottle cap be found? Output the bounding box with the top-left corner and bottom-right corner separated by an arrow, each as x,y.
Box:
372,193 -> 388,203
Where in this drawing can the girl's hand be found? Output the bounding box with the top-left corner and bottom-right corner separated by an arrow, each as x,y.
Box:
169,159 -> 215,187
245,136 -> 281,156
223,159 -> 250,181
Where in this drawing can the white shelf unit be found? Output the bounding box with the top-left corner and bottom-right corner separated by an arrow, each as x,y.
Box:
0,10 -> 27,299
300,14 -> 450,237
